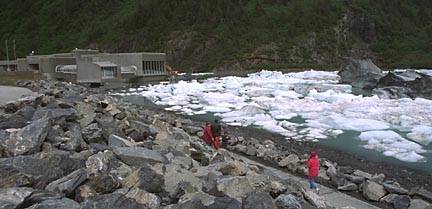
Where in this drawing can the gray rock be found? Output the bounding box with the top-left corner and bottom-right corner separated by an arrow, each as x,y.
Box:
80,193 -> 147,209
275,194 -> 302,209
59,123 -> 86,151
278,154 -> 300,171
269,181 -> 287,198
113,146 -> 167,166
24,198 -> 80,209
302,190 -> 326,209
246,145 -> 257,156
362,180 -> 387,201
216,176 -> 253,200
123,165 -> 164,193
373,86 -> 414,99
353,170 -> 372,179
0,151 -> 85,187
243,191 -> 276,209
217,161 -> 248,176
82,123 -> 103,144
172,199 -> 207,209
108,134 -> 134,147
115,188 -> 161,209
18,191 -> 64,209
164,164 -> 203,197
338,57 -> 384,89
383,183 -> 409,195
208,196 -> 241,209
337,182 -> 358,191
408,199 -> 431,209
327,167 -> 346,187
32,108 -> 75,121
0,187 -> 34,209
414,188 -> 432,203
0,106 -> 35,129
393,195 -> 411,209
45,168 -> 87,195
381,194 -> 411,209
345,174 -> 365,184
130,120 -> 158,138
0,118 -> 49,156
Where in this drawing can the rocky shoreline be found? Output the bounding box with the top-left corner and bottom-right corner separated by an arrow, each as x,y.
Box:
0,80 -> 430,209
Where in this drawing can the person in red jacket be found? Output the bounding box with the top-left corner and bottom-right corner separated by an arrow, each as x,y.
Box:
307,151 -> 320,193
202,122 -> 214,147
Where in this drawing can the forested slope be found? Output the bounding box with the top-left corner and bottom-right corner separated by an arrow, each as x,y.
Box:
1,0 -> 431,71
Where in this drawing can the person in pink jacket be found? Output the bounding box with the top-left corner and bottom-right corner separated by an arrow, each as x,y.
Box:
307,151 -> 320,193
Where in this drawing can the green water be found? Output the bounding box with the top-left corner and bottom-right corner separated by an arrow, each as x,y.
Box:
119,95 -> 432,173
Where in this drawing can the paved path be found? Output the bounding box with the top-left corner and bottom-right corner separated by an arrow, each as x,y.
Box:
234,153 -> 380,209
0,86 -> 34,106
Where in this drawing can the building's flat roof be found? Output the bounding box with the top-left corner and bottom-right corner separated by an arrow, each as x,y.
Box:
93,61 -> 117,67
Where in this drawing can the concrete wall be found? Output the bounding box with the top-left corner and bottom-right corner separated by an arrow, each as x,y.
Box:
76,57 -> 101,83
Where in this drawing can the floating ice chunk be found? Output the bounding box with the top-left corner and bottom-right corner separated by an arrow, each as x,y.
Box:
308,89 -> 361,103
221,105 -> 265,118
407,125 -> 432,146
272,90 -> 303,99
193,110 -> 207,115
270,111 -> 298,120
203,106 -> 231,113
308,115 -> 390,132
358,130 -> 425,162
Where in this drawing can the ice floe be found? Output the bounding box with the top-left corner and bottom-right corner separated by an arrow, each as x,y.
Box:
358,130 -> 426,162
113,70 -> 432,162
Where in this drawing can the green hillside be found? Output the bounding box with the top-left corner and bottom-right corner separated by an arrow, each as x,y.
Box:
1,0 -> 431,71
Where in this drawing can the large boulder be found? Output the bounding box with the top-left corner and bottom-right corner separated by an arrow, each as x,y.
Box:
0,106 -> 35,129
337,182 -> 358,191
81,123 -> 103,144
0,118 -> 50,156
242,191 -> 276,209
172,199 -> 207,209
302,190 -> 326,209
108,134 -> 134,148
208,196 -> 241,209
115,188 -> 161,209
217,161 -> 249,176
0,151 -> 85,187
113,147 -> 167,166
45,168 -> 87,195
338,57 -> 384,89
362,180 -> 387,201
216,176 -> 253,200
383,183 -> 408,195
381,194 -> 411,209
278,154 -> 300,171
164,164 -> 203,197
23,198 -> 80,209
0,187 -> 34,209
18,190 -> 64,209
80,193 -> 148,209
85,151 -> 132,194
32,108 -> 75,121
123,165 -> 164,193
275,194 -> 302,209
408,199 -> 431,209
59,123 -> 87,151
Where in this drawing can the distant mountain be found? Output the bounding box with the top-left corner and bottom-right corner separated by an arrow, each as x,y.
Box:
1,0 -> 431,71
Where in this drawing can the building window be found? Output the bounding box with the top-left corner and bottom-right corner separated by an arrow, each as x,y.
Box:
102,67 -> 116,79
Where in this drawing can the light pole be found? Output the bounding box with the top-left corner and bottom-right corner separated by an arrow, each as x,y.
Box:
5,40 -> 10,71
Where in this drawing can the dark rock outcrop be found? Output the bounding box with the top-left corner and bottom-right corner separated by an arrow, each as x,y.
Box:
338,57 -> 384,89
